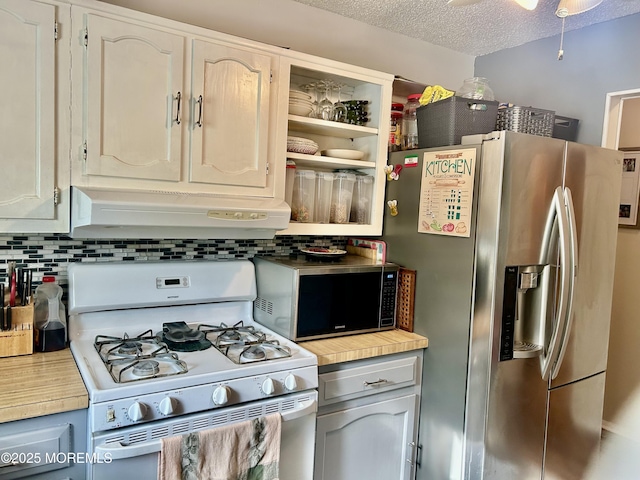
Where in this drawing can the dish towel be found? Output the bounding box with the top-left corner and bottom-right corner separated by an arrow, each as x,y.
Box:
159,413 -> 282,480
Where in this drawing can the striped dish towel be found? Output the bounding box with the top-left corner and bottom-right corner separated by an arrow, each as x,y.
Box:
159,413 -> 281,480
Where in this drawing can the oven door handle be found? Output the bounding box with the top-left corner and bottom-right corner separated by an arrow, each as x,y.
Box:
96,398 -> 317,461
281,397 -> 317,422
95,439 -> 162,460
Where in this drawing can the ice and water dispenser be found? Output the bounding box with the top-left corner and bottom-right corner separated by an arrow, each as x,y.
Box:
500,265 -> 553,361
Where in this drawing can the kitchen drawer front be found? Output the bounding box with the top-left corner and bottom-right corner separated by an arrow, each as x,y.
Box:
319,355 -> 419,406
0,424 -> 70,479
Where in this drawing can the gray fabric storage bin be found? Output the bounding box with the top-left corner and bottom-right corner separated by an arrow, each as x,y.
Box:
417,96 -> 499,148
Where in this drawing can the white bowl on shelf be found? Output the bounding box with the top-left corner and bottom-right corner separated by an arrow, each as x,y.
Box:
289,104 -> 314,117
290,89 -> 313,101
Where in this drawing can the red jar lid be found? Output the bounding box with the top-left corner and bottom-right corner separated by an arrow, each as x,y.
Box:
391,111 -> 403,118
407,93 -> 422,101
391,103 -> 404,111
42,276 -> 55,283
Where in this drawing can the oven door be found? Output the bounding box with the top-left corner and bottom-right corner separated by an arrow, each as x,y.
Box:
90,391 -> 317,480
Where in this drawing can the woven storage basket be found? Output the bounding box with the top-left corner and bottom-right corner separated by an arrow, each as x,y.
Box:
496,106 -> 555,137
416,96 -> 499,148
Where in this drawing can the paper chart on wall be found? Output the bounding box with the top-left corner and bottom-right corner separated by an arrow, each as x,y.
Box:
417,148 -> 476,237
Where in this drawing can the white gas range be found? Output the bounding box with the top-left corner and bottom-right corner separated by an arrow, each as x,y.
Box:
68,260 -> 318,480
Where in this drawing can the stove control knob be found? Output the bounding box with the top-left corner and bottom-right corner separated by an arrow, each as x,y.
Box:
261,377 -> 275,395
212,386 -> 229,406
127,402 -> 148,422
284,374 -> 298,391
159,397 -> 177,416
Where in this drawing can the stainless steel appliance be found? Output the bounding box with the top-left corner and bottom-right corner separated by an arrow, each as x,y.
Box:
253,255 -> 399,341
383,131 -> 622,480
68,260 -> 318,480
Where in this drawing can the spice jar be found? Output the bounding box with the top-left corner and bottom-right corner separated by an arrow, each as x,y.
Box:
402,94 -> 421,150
389,111 -> 403,152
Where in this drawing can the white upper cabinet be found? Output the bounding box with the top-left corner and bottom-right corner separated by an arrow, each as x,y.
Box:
82,13 -> 184,182
0,0 -> 69,233
190,40 -> 272,189
72,6 -> 278,199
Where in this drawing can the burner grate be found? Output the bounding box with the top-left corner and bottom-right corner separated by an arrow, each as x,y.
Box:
199,321 -> 292,364
94,330 -> 188,383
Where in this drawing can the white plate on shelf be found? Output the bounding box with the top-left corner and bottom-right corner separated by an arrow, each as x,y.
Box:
321,149 -> 365,160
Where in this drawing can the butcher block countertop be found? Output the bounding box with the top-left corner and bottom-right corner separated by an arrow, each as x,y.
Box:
298,329 -> 428,366
0,349 -> 88,424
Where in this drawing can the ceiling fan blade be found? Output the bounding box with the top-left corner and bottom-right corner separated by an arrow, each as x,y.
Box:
556,0 -> 603,16
447,0 -> 484,6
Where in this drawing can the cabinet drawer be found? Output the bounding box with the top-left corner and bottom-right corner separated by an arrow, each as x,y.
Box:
0,424 -> 70,479
319,356 -> 419,406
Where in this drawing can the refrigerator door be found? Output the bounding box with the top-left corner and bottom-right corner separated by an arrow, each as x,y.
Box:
544,372 -> 606,480
468,132 -> 567,480
384,145 -> 482,480
550,143 -> 622,388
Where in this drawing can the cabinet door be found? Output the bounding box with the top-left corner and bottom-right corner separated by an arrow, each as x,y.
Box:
84,13 -> 184,182
0,0 -> 55,220
315,394 -> 418,480
190,40 -> 271,189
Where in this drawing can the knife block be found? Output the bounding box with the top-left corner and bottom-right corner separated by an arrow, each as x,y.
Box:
0,301 -> 34,358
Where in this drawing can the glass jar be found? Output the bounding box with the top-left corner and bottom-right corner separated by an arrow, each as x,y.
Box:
389,111 -> 403,152
402,94 -> 421,150
457,77 -> 495,101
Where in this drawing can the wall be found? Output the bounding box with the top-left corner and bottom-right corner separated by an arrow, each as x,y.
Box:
475,13 -> 640,432
0,235 -> 345,296
475,13 -> 640,146
96,0 -> 474,90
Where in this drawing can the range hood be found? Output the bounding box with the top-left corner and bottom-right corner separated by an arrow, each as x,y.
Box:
70,187 -> 291,239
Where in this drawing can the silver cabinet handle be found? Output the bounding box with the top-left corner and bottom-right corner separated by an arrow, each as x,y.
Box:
195,94 -> 203,128
175,91 -> 181,125
363,378 -> 388,387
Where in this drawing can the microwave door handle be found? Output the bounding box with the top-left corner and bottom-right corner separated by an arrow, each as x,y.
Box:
95,439 -> 162,460
539,187 -> 572,381
550,187 -> 579,380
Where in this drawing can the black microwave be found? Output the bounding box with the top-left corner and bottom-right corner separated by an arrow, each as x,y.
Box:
252,255 -> 399,341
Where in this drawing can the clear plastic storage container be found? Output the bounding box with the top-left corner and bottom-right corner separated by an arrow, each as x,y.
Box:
291,169 -> 316,222
402,93 -> 422,150
330,172 -> 356,224
351,174 -> 374,224
314,172 -> 334,224
33,276 -> 66,352
285,160 -> 296,209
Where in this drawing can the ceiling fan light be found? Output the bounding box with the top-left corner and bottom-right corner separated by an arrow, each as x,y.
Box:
555,0 -> 603,17
514,0 -> 539,10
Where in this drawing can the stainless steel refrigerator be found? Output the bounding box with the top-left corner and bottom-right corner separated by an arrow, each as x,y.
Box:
383,130 -> 622,480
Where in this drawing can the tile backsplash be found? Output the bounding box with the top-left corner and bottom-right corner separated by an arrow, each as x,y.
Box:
0,234 -> 347,294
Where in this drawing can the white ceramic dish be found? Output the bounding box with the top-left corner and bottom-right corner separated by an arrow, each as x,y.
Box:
300,247 -> 347,257
289,89 -> 313,101
289,104 -> 314,117
321,149 -> 365,160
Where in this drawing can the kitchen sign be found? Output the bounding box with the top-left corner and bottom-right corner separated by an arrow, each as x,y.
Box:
417,148 -> 476,237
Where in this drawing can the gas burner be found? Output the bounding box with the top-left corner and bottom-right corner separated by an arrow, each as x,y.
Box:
241,345 -> 267,361
118,341 -> 142,355
219,330 -> 242,342
132,360 -> 160,377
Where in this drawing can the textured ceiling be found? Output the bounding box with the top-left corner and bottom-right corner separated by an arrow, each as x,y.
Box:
290,0 -> 640,56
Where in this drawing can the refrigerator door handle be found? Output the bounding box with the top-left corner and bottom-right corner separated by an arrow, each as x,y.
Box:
550,187 -> 579,380
539,187 -> 572,381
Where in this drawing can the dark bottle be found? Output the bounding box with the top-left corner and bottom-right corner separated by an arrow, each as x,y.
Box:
33,276 -> 67,352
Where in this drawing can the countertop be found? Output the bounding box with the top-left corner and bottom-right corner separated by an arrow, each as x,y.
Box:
298,329 -> 428,366
0,349 -> 88,424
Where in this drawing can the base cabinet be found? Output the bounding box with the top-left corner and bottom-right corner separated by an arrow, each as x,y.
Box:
314,351 -> 423,480
315,394 -> 418,480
